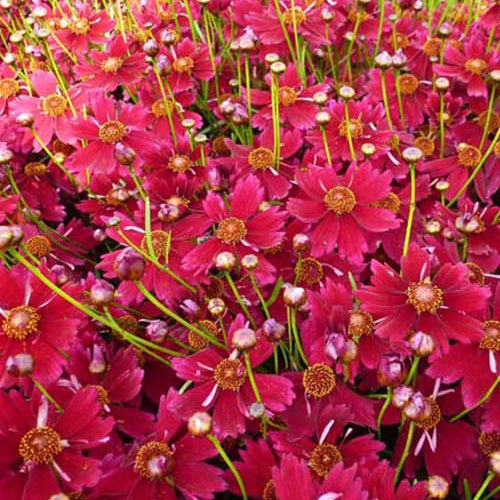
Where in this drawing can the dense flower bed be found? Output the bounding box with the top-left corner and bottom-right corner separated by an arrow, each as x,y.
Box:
0,0 -> 499,499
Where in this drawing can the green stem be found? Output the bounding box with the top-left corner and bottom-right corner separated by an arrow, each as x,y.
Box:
380,70 -> 394,131
321,126 -> 333,165
134,280 -> 224,348
439,91 -> 446,158
343,100 -> 357,162
244,352 -> 262,404
207,434 -> 248,500
394,421 -> 415,484
289,307 -> 308,367
248,271 -> 270,319
377,387 -> 393,438
373,0 -> 385,65
472,471 -> 495,500
479,84 -> 497,151
31,378 -> 63,412
224,272 -> 256,329
402,162 -> 416,257
404,356 -> 420,386
450,376 -> 500,422
447,127 -> 500,207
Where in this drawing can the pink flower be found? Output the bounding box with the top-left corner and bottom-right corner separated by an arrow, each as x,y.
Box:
76,37 -> 147,92
0,387 -> 113,497
287,164 -> 400,262
356,243 -> 491,353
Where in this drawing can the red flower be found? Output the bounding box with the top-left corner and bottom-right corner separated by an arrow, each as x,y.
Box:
0,387 -> 113,498
53,4 -> 115,55
65,93 -> 154,177
306,96 -> 393,162
93,391 -> 227,499
170,315 -> 295,437
287,164 -> 400,262
9,71 -> 77,150
76,37 -> 147,92
356,243 -> 491,353
182,175 -> 287,283
250,64 -> 329,130
0,264 -> 84,387
434,28 -> 500,98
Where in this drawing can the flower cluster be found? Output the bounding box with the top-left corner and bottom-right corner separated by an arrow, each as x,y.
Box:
0,1 -> 499,499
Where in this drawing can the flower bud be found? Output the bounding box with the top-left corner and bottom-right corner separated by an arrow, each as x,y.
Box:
435,77 -> 449,91
392,50 -> 408,68
338,85 -> 355,100
392,385 -> 414,409
51,264 -> 72,286
265,53 -> 280,65
188,411 -> 212,437
435,180 -> 449,192
208,298 -> 225,316
146,320 -> 168,343
325,333 -> 347,361
341,339 -> 358,363
113,248 -> 146,281
375,51 -> 393,69
409,331 -> 435,356
88,345 -> 107,375
158,203 -> 181,223
156,55 -> 171,75
270,61 -> 286,75
425,220 -> 441,234
249,402 -> 266,418
455,213 -> 482,234
214,251 -> 237,271
49,495 -> 70,500
114,143 -> 136,165
313,91 -> 328,105
219,100 -> 236,116
292,233 -> 311,253
402,147 -> 423,163
239,37 -> 255,52
232,328 -> 257,351
403,391 -> 430,421
0,225 -> 23,250
0,148 -> 13,164
490,451 -> 500,476
489,69 -> 500,83
89,280 -> 115,306
377,354 -> 407,387
361,143 -> 376,157
241,254 -> 258,270
283,285 -> 307,308
316,111 -> 331,126
426,475 -> 449,499
262,318 -> 286,342
321,8 -> 334,22
6,353 -> 34,377
143,39 -> 159,57
16,112 -> 34,127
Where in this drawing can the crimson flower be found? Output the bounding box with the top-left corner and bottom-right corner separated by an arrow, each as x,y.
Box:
65,93 -> 154,177
76,36 -> 147,92
356,243 -> 491,353
0,264 -> 84,387
0,387 -> 113,498
287,164 -> 400,262
182,175 -> 287,283
170,316 -> 295,437
92,391 -> 227,499
434,28 -> 499,98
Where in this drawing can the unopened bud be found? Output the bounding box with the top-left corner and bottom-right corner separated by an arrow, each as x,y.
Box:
0,225 -> 23,250
426,475 -> 449,499
283,285 -> 307,308
241,254 -> 258,270
435,77 -> 450,91
113,248 -> 146,281
402,147 -> 423,163
146,320 -> 168,343
249,402 -> 266,418
114,143 -> 136,165
316,111 -> 331,126
338,85 -> 355,100
232,328 -> 257,351
89,280 -> 115,306
208,298 -> 225,316
455,213 -> 482,234
375,51 -> 393,69
392,385 -> 415,409
6,353 -> 34,376
409,331 -> 435,356
16,112 -> 34,127
292,233 -> 311,253
262,318 -> 286,342
214,251 -> 237,271
377,354 -> 407,387
143,39 -> 159,57
188,411 -> 212,436
313,91 -> 328,105
403,391 -> 430,421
